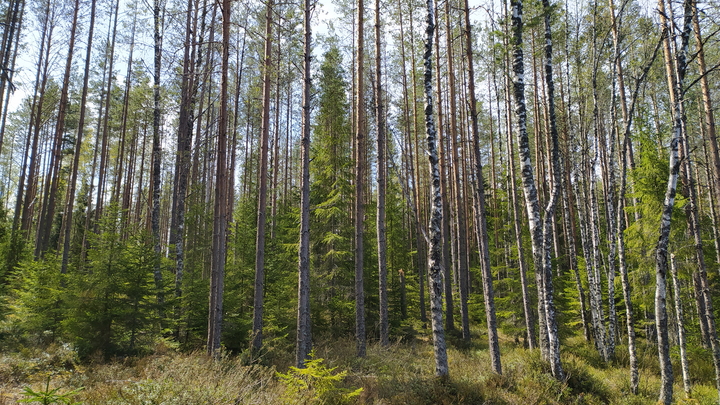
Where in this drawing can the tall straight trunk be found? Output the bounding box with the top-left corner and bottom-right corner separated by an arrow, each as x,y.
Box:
655,0 -> 687,400
463,0 -> 500,373
60,0 -> 97,273
0,0 -> 23,153
375,0 -> 389,348
615,47 -> 659,391
515,0 -> 552,359
398,0 -> 427,324
397,0 -> 427,324
296,0 -> 312,367
151,0 -> 164,310
16,3 -> 51,236
270,36 -> 281,240
207,0 -> 230,355
171,0 -> 197,305
423,0 -> 448,377
503,0 -> 535,346
432,0 -> 452,334
538,0 -> 563,379
445,0 -> 470,339
605,82 -> 619,363
670,254 -> 691,396
35,0 -> 80,257
81,0 -> 119,263
588,5 -> 608,360
354,0 -> 367,358
507,102 -> 535,349
252,0 -> 273,353
510,0 -> 554,362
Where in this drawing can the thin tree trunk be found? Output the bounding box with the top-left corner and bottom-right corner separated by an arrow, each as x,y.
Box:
296,0 -> 312,366
539,0 -> 563,378
670,254 -> 691,396
207,0 -> 230,356
463,0 -> 501,373
60,0 -> 97,273
396,0 -> 426,324
423,0 -> 448,377
35,0 -> 80,257
375,0 -> 389,348
655,0 -> 686,400
443,0 -> 470,340
151,0 -> 165,311
252,0 -> 273,353
171,0 -> 197,308
354,0 -> 367,358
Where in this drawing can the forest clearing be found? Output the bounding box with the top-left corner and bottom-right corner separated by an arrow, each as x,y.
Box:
0,0 -> 720,401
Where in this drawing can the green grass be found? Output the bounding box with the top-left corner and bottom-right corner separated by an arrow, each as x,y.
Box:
0,330 -> 718,404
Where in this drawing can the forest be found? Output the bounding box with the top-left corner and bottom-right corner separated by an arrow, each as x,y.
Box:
0,0 -> 719,402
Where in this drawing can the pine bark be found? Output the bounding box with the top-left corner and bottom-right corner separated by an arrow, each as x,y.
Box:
171,0 -> 197,308
252,0 -> 274,353
375,0 -> 389,348
354,0 -> 367,357
464,0 -> 501,373
296,0 -> 312,367
60,0 -> 97,273
35,0 -> 80,257
207,0 -> 230,356
151,0 -> 164,310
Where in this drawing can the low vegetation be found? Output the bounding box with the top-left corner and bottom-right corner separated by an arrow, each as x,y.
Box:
0,330 -> 716,404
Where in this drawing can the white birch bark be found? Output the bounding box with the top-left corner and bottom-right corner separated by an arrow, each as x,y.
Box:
510,0 -> 547,357
423,0 -> 448,377
655,2 -> 682,402
539,0 -> 563,379
670,254 -> 691,396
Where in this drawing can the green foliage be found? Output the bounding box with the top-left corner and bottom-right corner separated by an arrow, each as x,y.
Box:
20,376 -> 83,405
277,352 -> 362,404
4,257 -> 65,346
309,46 -> 355,338
62,210 -> 163,357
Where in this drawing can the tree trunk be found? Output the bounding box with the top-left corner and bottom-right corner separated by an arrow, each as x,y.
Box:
375,0 -> 389,348
296,0 -> 312,367
170,0 -> 197,310
35,0 -> 80,257
654,0 -> 685,400
60,0 -> 97,273
670,254 -> 691,396
207,0 -> 230,356
354,0 -> 367,357
539,0 -> 563,379
423,0 -> 448,377
151,0 -> 165,312
252,0 -> 273,353
464,0 -> 501,373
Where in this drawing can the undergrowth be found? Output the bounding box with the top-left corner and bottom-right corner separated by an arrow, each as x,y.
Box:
0,331 -> 717,404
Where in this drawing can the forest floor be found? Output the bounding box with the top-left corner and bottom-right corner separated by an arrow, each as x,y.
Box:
0,327 -> 717,404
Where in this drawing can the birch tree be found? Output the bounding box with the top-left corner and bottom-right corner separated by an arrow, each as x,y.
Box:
423,0 -> 448,377
654,0 -> 689,399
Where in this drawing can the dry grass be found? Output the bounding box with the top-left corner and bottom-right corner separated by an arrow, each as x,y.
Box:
0,331 -> 718,404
